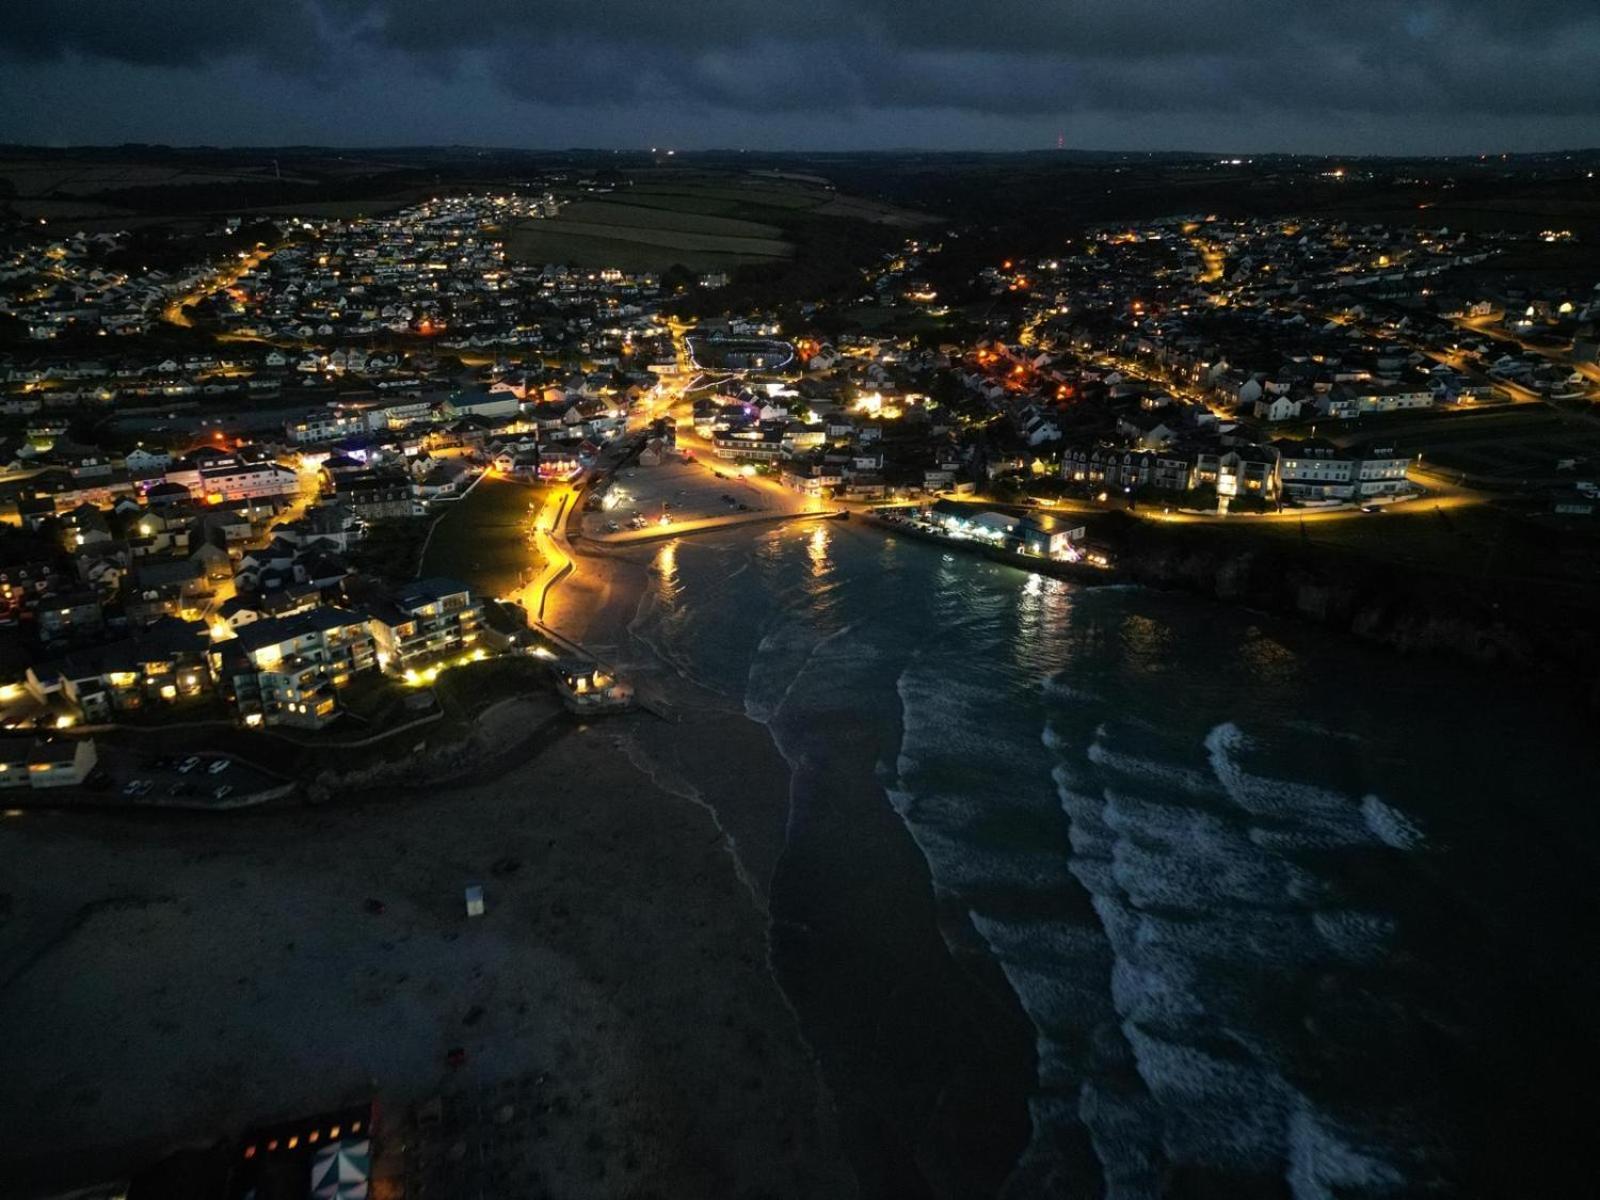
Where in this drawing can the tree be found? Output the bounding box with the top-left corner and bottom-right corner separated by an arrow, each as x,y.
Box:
661,263 -> 695,294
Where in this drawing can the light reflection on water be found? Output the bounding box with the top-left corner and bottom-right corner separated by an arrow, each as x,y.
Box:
654,539 -> 678,592
808,524 -> 831,577
1014,571 -> 1075,671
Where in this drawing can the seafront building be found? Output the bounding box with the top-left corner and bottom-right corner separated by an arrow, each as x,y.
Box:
209,606 -> 377,729
368,578 -> 484,674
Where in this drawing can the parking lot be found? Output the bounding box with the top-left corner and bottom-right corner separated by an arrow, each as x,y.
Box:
114,750 -> 270,804
578,456 -> 791,539
66,744 -> 284,809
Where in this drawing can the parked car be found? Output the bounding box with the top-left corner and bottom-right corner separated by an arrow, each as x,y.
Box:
122,779 -> 145,798
177,756 -> 201,774
207,759 -> 231,775
212,785 -> 234,801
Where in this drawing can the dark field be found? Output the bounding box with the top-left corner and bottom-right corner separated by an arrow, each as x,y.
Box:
418,474 -> 545,599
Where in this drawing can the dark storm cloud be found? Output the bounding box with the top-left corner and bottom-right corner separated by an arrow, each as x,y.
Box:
2,0 -> 1597,145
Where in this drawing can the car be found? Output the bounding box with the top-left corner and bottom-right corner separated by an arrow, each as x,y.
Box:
605,520 -> 620,532
177,756 -> 201,774
212,785 -> 234,801
1360,504 -> 1383,513
122,779 -> 145,798
207,759 -> 231,775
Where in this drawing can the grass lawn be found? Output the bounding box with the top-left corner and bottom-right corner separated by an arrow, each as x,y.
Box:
431,655 -> 550,721
418,475 -> 545,599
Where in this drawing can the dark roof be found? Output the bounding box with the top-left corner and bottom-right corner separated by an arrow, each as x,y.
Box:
230,605 -> 369,654
43,618 -> 207,679
392,577 -> 473,609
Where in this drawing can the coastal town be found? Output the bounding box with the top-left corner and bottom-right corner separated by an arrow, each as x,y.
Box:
3,146 -> 1600,1198
4,171 -> 1600,788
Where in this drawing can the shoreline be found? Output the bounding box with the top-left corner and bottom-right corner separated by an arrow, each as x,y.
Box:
0,574 -> 855,1197
546,528 -> 1037,1198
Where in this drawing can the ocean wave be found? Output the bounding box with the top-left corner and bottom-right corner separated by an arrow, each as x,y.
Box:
1312,909 -> 1399,964
1361,795 -> 1425,850
1042,675 -> 1102,705
1286,1100 -> 1408,1200
1040,716 -> 1444,1191
1120,1024 -> 1289,1166
1205,722 -> 1424,853
1088,733 -> 1221,798
1076,1078 -> 1164,1200
744,620 -> 857,725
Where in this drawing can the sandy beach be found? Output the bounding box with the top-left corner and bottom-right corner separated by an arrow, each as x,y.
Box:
0,707 -> 852,1197
1,524 -> 1036,1200
549,532 -> 1037,1199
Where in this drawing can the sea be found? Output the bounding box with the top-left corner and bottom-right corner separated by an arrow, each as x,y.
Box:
612,518 -> 1600,1199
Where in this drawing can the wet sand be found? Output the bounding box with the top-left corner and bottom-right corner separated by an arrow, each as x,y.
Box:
550,537 -> 1036,1198
0,720 -> 852,1197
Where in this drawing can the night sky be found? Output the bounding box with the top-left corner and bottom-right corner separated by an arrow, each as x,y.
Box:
2,0 -> 1598,153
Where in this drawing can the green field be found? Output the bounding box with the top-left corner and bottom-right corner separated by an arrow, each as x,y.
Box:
1337,406 -> 1600,485
418,475 -> 544,599
502,175 -> 926,272
504,184 -> 802,271
510,216 -> 791,261
550,199 -> 785,239
627,182 -> 829,212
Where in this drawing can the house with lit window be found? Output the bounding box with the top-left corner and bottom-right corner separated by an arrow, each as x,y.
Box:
0,735 -> 98,790
1193,445 -> 1280,502
1273,439 -> 1412,501
208,606 -> 376,729
332,470 -> 416,520
169,456 -> 302,504
26,617 -> 212,721
712,423 -> 787,462
367,578 -> 482,673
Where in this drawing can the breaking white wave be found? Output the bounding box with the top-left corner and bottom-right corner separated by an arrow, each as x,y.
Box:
1044,717 -> 1432,1192
1286,1101 -> 1408,1200
744,620 -> 859,725
1089,730 -> 1221,797
1361,795 -> 1425,850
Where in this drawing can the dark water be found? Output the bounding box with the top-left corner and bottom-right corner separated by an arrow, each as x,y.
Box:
618,520 -> 1600,1198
